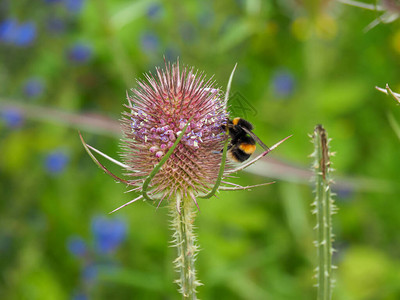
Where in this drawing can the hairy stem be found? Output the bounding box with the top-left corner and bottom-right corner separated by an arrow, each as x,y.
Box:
311,125 -> 336,300
170,195 -> 200,299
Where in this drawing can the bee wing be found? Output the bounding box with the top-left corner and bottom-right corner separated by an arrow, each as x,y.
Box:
241,127 -> 270,151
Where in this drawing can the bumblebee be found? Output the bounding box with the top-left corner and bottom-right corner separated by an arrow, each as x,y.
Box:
222,117 -> 270,162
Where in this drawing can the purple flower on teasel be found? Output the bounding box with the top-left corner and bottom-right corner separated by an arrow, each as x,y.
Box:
45,150 -> 69,174
91,216 -> 127,254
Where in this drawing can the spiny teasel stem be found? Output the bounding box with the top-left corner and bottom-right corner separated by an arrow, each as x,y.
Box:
170,194 -> 201,299
311,125 -> 337,300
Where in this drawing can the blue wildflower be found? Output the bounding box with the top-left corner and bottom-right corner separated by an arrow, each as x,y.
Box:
46,17 -> 66,34
0,18 -> 18,44
71,292 -> 88,300
64,0 -> 85,14
82,264 -> 98,282
147,3 -> 163,21
44,0 -> 63,3
67,43 -> 93,64
332,186 -> 354,201
0,108 -> 24,128
271,69 -> 295,98
140,32 -> 159,52
14,21 -> 36,46
91,216 -> 127,254
67,236 -> 87,257
45,151 -> 69,174
23,77 -> 45,98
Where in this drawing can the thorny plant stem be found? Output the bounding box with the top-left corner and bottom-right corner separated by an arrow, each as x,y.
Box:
171,196 -> 199,300
312,125 -> 335,300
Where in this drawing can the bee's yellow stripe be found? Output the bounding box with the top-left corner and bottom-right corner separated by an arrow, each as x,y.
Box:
239,143 -> 256,154
232,117 -> 240,125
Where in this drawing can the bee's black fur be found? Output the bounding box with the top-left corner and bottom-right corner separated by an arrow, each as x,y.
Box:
222,118 -> 258,162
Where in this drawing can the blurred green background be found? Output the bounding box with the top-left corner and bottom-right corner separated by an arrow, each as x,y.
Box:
1,0 -> 400,299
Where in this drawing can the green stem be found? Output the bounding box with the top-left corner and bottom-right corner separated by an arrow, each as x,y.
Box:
312,125 -> 335,300
170,195 -> 200,299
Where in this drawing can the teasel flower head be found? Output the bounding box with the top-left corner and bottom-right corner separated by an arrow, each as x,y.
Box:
120,60 -> 228,210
